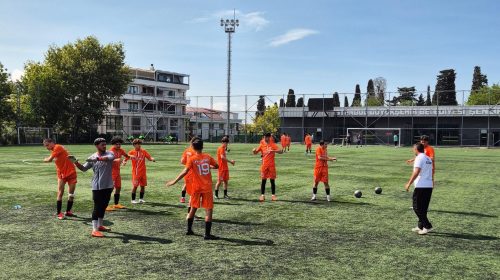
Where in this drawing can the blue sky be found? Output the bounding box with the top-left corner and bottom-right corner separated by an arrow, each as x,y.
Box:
1,0 -> 499,108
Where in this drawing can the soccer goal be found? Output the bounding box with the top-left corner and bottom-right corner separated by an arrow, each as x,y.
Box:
346,128 -> 401,146
17,127 -> 53,145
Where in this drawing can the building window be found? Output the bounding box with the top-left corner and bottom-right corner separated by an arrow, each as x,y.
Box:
168,90 -> 175,97
209,123 -> 214,130
197,123 -> 202,129
158,73 -> 173,83
112,101 -> 120,109
144,103 -> 156,112
142,86 -> 154,95
131,117 -> 141,131
170,119 -> 179,130
128,86 -> 138,94
219,123 -> 224,129
128,102 -> 139,112
106,116 -> 123,130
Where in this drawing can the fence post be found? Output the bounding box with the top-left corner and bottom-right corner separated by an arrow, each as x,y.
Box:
244,95 -> 247,143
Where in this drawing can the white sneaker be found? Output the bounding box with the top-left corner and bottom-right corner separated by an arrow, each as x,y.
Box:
411,227 -> 421,232
139,199 -> 146,203
131,200 -> 138,204
418,228 -> 430,235
311,195 -> 317,201
326,195 -> 331,202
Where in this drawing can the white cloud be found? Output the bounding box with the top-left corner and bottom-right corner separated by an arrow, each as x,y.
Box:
270,28 -> 319,47
191,10 -> 269,32
10,69 -> 24,82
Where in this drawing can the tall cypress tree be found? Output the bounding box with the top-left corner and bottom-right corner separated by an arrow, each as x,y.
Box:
344,96 -> 349,107
417,94 -> 425,106
296,97 -> 304,107
332,92 -> 340,107
256,95 -> 266,117
352,84 -> 362,107
279,98 -> 284,107
367,79 -> 375,97
425,85 -> 432,106
432,69 -> 457,105
285,88 -> 296,107
471,66 -> 488,92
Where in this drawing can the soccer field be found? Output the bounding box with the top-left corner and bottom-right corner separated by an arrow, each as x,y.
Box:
0,143 -> 499,279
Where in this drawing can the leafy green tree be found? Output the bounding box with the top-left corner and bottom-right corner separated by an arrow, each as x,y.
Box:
285,89 -> 296,107
252,104 -> 280,134
22,36 -> 130,141
374,77 -> 386,105
0,62 -> 14,141
256,95 -> 266,117
432,69 -> 457,105
387,87 -> 417,106
416,94 -> 425,106
471,66 -> 488,92
467,84 -> 500,105
352,84 -> 362,107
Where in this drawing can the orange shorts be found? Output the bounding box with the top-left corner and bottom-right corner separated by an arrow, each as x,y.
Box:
261,166 -> 276,179
113,174 -> 122,188
306,144 -> 312,149
314,166 -> 329,183
132,176 -> 147,187
218,169 -> 229,181
190,192 -> 214,209
58,173 -> 77,185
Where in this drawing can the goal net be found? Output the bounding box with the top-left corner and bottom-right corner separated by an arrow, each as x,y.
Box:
346,128 -> 401,146
17,127 -> 53,145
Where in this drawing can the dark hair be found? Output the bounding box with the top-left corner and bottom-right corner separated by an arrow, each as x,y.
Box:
94,138 -> 107,146
132,138 -> 143,145
221,136 -> 229,143
190,136 -> 200,143
111,136 -> 124,145
264,133 -> 271,137
43,138 -> 54,144
319,140 -> 325,146
420,135 -> 430,141
192,138 -> 203,151
415,143 -> 425,153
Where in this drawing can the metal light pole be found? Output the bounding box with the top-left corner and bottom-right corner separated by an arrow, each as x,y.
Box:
220,12 -> 239,137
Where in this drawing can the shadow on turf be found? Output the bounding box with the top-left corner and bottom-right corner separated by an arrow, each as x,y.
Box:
108,231 -> 172,244
126,208 -> 173,216
430,210 -> 497,218
432,232 -> 499,241
231,197 -> 370,206
147,202 -> 185,209
216,237 -> 275,247
213,219 -> 263,226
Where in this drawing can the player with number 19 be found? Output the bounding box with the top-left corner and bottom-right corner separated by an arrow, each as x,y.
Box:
166,138 -> 220,240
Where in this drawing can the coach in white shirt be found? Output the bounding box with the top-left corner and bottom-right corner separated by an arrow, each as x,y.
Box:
404,143 -> 434,235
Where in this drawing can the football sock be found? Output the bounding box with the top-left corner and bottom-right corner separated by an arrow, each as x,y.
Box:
131,192 -> 136,201
181,190 -> 186,198
326,188 -> 331,195
261,179 -> 266,195
139,192 -> 144,199
114,193 -> 120,205
215,189 -> 219,198
187,218 -> 194,232
205,221 -> 212,236
313,187 -> 318,195
57,200 -> 62,214
66,200 -> 73,212
270,180 -> 276,195
224,190 -> 228,196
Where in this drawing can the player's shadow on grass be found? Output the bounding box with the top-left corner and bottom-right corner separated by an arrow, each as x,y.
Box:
69,216 -> 114,226
217,237 -> 274,247
213,219 -> 263,226
147,202 -> 185,209
213,201 -> 243,206
126,208 -> 173,216
279,199 -> 371,206
108,231 -> 172,244
430,210 -> 497,218
432,231 -> 499,241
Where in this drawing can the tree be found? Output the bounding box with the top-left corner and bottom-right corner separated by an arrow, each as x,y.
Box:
279,98 -> 284,107
256,95 -> 266,117
332,92 -> 340,107
467,84 -> 500,105
352,84 -> 362,107
296,97 -> 304,107
416,94 -> 425,106
374,77 -> 386,105
22,36 -> 131,141
252,104 -> 280,134
344,96 -> 349,107
285,89 -> 296,107
365,79 -> 381,106
367,79 -> 375,97
0,62 -> 14,141
471,66 -> 488,92
425,85 -> 432,106
432,69 -> 457,105
387,87 -> 417,106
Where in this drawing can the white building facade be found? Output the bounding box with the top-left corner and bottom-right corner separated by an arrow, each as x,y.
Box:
186,107 -> 242,140
98,67 -> 190,141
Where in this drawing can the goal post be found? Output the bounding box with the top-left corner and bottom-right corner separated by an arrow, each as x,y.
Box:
17,127 -> 53,145
346,128 -> 401,146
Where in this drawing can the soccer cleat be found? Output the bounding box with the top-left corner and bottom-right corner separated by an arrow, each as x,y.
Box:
215,194 -> 219,199
418,228 -> 430,235
131,200 -> 138,204
180,197 -> 186,203
105,206 -> 116,211
186,230 -> 195,236
411,227 -> 422,232
98,226 -> 111,232
113,204 -> 126,209
311,195 -> 317,201
271,195 -> 277,201
91,230 -> 105,238
326,195 -> 331,202
259,195 -> 265,202
224,195 -> 230,199
204,234 -> 219,240
64,211 -> 75,217
139,199 -> 146,204
57,213 -> 64,220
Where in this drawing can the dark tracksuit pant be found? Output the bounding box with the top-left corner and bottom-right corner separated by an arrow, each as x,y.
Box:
92,188 -> 113,221
412,188 -> 433,229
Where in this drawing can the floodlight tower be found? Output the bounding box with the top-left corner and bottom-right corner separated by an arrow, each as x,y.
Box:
220,11 -> 239,137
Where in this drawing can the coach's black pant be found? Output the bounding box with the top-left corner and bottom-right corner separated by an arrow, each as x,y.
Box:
413,188 -> 433,229
92,188 -> 113,220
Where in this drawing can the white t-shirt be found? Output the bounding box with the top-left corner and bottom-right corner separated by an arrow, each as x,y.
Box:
413,153 -> 433,188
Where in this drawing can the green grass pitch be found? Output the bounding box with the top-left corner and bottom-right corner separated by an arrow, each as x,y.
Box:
0,143 -> 499,279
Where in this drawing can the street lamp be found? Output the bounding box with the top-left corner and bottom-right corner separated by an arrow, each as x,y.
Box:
220,12 -> 239,138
